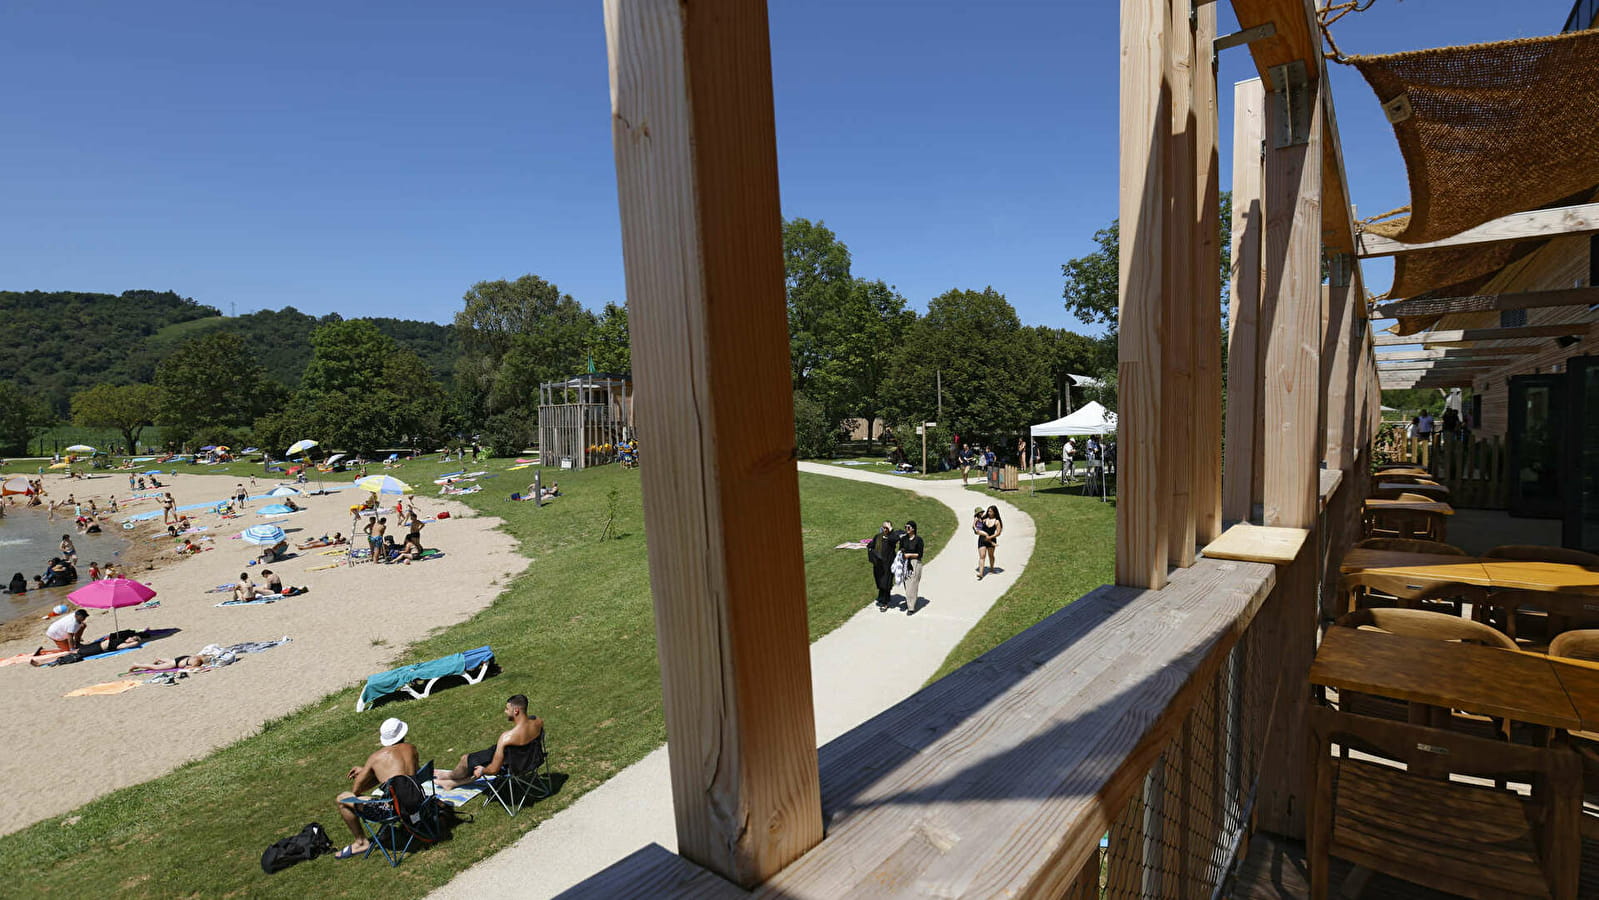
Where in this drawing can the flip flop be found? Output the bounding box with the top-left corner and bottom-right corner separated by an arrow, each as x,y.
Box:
334,844 -> 362,860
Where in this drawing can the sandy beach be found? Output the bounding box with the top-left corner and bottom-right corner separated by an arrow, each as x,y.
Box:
0,471 -> 524,835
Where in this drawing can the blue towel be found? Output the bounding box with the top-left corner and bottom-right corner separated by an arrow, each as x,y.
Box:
359,646 -> 493,708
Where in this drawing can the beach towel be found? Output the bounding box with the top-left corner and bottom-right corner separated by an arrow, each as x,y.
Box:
257,505 -> 299,515
216,596 -> 279,607
66,680 -> 141,697
426,782 -> 487,808
834,539 -> 872,550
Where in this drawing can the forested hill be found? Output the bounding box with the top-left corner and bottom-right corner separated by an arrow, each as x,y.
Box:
0,290 -> 459,414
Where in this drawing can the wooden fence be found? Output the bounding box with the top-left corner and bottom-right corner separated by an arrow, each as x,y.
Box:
1378,429 -> 1509,509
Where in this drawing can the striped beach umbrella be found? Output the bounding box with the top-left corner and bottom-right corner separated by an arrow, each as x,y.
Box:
355,475 -> 413,495
241,524 -> 287,546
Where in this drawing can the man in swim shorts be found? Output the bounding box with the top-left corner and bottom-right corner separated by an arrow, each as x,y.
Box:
434,695 -> 544,789
334,717 -> 420,859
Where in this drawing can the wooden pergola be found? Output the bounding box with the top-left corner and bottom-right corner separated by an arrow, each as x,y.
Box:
568,0 -> 1387,895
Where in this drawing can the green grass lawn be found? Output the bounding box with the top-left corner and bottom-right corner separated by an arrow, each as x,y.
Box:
928,483 -> 1117,682
0,463 -> 952,898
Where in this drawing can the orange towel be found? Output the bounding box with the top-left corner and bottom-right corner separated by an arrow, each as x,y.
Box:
65,680 -> 142,697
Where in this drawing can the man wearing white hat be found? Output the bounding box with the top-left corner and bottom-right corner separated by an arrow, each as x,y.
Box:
333,717 -> 420,859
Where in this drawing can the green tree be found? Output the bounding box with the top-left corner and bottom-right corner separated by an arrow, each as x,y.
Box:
71,383 -> 162,453
584,302 -> 631,373
783,218 -> 853,391
0,380 -> 55,455
154,332 -> 283,445
1030,326 -> 1112,418
1061,192 -> 1234,334
880,288 -> 1052,442
454,275 -> 596,425
277,320 -> 449,453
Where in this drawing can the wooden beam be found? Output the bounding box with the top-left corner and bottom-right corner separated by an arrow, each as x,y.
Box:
1376,358 -> 1512,370
1193,0 -> 1223,545
1374,347 -> 1540,361
1163,0 -> 1197,567
604,0 -> 822,885
1260,76 -> 1322,531
1374,323 -> 1593,346
1324,276 -> 1357,471
1223,78 -> 1266,525
1117,0 -> 1170,589
1375,286 -> 1599,319
1356,201 -> 1599,258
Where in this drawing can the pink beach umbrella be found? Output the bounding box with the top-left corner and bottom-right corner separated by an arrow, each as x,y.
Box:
68,578 -> 157,633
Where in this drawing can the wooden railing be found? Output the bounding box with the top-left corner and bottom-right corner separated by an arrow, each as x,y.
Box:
1377,429 -> 1510,509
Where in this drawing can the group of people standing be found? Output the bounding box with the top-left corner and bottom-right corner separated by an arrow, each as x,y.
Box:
867,520 -> 924,614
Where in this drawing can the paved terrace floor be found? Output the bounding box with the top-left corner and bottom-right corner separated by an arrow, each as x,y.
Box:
431,462 -> 1038,898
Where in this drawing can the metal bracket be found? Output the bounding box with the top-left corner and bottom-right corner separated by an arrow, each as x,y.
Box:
1214,21 -> 1275,53
1268,60 -> 1311,148
1328,253 -> 1353,288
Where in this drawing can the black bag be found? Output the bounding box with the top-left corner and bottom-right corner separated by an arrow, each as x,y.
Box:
261,822 -> 334,874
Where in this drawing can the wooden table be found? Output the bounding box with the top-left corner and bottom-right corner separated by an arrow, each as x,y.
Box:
1363,498 -> 1454,515
1339,549 -> 1492,586
1376,466 -> 1431,476
1310,626 -> 1583,730
1482,560 -> 1599,596
1378,481 -> 1450,497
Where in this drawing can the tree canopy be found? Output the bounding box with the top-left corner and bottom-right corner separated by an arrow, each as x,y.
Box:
154,332 -> 283,445
0,380 -> 54,456
454,275 -> 596,425
71,383 -> 162,453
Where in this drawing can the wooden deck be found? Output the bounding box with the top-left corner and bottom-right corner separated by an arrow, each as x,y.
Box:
1232,832 -> 1599,898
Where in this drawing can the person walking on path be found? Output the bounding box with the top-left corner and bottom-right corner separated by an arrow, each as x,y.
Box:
898,520 -> 924,614
972,506 -> 987,575
868,522 -> 896,611
978,505 -> 1003,579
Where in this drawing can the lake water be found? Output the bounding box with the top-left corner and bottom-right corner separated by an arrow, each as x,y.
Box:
0,508 -> 129,626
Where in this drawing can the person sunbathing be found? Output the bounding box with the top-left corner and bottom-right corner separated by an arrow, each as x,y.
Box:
335,718 -> 420,859
232,573 -> 258,603
128,653 -> 211,673
31,627 -> 147,665
434,695 -> 544,790
259,569 -> 303,596
257,540 -> 288,564
297,532 -> 346,549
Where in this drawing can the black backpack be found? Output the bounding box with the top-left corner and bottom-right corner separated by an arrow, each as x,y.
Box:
261,822 -> 334,874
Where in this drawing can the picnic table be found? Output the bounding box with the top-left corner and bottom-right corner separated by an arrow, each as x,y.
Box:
1363,497 -> 1454,515
1340,549 -> 1599,597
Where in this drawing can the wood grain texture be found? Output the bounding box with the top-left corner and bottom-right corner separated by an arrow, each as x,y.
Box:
1260,77 -> 1322,530
1202,523 -> 1310,565
1323,282 -> 1357,472
605,0 -> 821,884
1357,200 -> 1599,258
1374,346 -> 1539,360
1223,78 -> 1266,526
1192,0 -> 1224,545
556,844 -> 752,900
753,558 -> 1277,899
1162,0 -> 1197,567
1377,285 -> 1599,319
1116,0 -> 1169,588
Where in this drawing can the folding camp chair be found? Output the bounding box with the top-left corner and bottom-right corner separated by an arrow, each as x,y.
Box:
476,730 -> 554,817
338,761 -> 443,866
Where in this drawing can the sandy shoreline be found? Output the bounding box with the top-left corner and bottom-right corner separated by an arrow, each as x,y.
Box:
0,471 -> 525,835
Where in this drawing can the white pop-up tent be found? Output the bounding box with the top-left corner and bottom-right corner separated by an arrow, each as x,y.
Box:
1029,401 -> 1116,499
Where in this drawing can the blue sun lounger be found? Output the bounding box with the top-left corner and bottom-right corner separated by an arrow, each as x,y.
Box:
356,646 -> 495,711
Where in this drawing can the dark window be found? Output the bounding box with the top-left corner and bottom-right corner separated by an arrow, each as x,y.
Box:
1502,309 -> 1528,328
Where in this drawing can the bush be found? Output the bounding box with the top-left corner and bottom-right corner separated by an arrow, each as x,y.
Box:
483,412 -> 535,458
895,421 -> 954,472
793,391 -> 838,459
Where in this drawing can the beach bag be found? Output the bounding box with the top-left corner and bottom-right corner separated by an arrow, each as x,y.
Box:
261,822 -> 333,874
436,511 -> 450,519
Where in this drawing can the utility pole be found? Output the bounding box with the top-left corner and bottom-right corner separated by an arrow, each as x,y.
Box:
936,369 -> 942,420
921,424 -> 928,476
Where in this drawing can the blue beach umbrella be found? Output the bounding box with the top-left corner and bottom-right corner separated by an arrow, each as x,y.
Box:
241,524 -> 286,546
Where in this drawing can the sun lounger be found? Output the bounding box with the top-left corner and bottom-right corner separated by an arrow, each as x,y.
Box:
356,646 -> 495,711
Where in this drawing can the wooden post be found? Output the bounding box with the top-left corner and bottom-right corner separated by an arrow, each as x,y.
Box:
1162,0 -> 1197,567
1117,0 -> 1170,589
1323,269 -> 1358,471
1192,1 -> 1223,544
1255,70 -> 1323,841
603,0 -> 822,885
1222,79 -> 1265,524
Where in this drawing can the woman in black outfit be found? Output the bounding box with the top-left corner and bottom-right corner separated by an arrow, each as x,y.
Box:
868,522 -> 896,610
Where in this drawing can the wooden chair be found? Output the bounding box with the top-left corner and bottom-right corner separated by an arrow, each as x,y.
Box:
1549,630 -> 1599,661
1353,537 -> 1468,556
1339,571 -> 1484,617
1547,631 -> 1599,841
1330,608 -> 1513,742
1362,506 -> 1448,542
1377,473 -> 1444,487
1485,545 -> 1599,568
1308,706 -> 1581,900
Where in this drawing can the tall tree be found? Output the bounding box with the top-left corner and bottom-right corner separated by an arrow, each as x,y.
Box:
826,278 -> 914,450
71,383 -> 162,453
585,302 -> 631,373
783,218 -> 853,391
880,288 -> 1052,441
1030,326 -> 1113,418
1060,192 -> 1233,334
453,275 -> 596,425
154,332 -> 282,444
0,380 -> 55,456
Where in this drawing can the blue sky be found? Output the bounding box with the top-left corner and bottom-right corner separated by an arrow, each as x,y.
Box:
0,1 -> 1576,332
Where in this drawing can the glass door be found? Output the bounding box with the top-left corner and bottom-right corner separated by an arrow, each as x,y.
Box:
1508,373 -> 1565,518
1564,356 -> 1599,551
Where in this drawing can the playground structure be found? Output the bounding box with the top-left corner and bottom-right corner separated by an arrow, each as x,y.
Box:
536,373 -> 634,470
